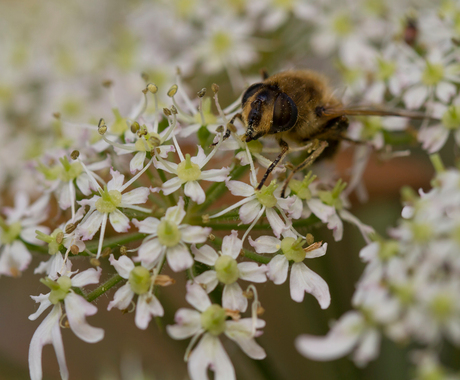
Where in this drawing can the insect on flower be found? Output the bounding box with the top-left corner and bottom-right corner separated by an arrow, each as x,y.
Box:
224,69 -> 436,196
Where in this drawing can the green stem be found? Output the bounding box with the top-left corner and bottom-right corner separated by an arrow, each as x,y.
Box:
85,232 -> 146,252
242,249 -> 271,264
86,274 -> 124,302
157,168 -> 177,206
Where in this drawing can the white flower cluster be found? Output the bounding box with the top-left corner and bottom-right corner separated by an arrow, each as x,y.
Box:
0,77 -> 375,380
297,162 -> 460,377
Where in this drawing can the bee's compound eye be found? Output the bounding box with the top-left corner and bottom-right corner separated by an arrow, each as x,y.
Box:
242,83 -> 264,107
271,93 -> 298,133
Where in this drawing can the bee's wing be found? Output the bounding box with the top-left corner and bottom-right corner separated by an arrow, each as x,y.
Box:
321,105 -> 439,121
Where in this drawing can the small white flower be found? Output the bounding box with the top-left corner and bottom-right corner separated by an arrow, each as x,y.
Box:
133,197 -> 210,272
296,311 -> 380,367
249,232 -> 330,308
153,145 -> 230,205
0,192 -> 50,277
167,282 -> 266,380
107,254 -> 164,329
28,263 -> 104,380
192,231 -> 267,312
77,165 -> 151,258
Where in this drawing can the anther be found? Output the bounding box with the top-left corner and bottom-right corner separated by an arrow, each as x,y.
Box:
141,72 -> 149,82
163,108 -> 172,116
119,246 -> 127,255
70,245 -> 79,255
147,83 -> 158,94
52,112 -> 61,119
90,258 -> 101,267
70,150 -> 80,160
98,118 -> 107,135
197,88 -> 207,98
130,121 -> 140,134
170,105 -> 178,115
167,84 -> 178,97
65,223 -> 77,234
212,83 -> 219,93
102,80 -> 113,88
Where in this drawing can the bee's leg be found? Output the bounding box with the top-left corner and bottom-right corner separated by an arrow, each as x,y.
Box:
211,113 -> 242,147
256,139 -> 289,190
260,68 -> 269,80
281,140 -> 328,197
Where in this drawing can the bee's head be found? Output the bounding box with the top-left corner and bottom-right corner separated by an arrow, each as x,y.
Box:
241,83 -> 298,142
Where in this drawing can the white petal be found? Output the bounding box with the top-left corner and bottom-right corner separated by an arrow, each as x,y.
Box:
107,283 -> 134,311
221,230 -> 242,259
226,180 -> 255,197
132,217 -> 160,234
290,262 -> 330,308
436,81 -> 456,103
34,254 -> 64,280
181,225 -> 211,244
76,173 -> 92,196
186,281 -> 211,312
267,255 -> 289,284
107,169 -> 125,191
237,262 -> 267,283
239,199 -> 261,224
223,283 -> 247,312
29,305 -> 68,380
165,197 -> 186,224
137,238 -> 165,266
339,209 -> 374,243
353,328 -> 381,367
64,292 -> 104,343
266,208 -> 287,238
130,151 -> 147,173
109,254 -> 134,279
418,125 -> 449,153
167,244 -> 194,272
188,333 -> 235,380
225,320 -> 266,359
161,177 -> 183,195
191,145 -> 207,167
78,210 -> 104,240
0,241 -> 32,276
71,267 -> 102,287
191,245 -> 219,266
121,187 -> 150,205
22,225 -> 49,245
135,293 -> 164,329
29,294 -> 53,321
109,209 -> 131,233
359,242 -> 380,263
403,85 -> 428,109
305,242 -> 328,259
167,308 -> 202,340
58,184 -> 72,210
248,235 -> 281,254
327,213 -> 343,241
295,311 -> 364,361
184,181 -> 206,204
194,271 -> 219,293
200,168 -> 230,182
306,198 -> 335,223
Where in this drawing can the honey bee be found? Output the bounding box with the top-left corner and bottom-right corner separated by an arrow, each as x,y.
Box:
225,69 -> 432,196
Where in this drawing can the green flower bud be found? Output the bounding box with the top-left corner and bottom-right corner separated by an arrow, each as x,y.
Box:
157,220 -> 181,247
201,304 -> 227,336
281,237 -> 306,263
0,220 -> 21,245
177,154 -> 201,182
256,181 -> 278,208
95,187 -> 122,214
215,255 -> 239,284
129,266 -> 151,295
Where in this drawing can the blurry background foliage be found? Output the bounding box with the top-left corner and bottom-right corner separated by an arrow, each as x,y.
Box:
0,0 -> 456,379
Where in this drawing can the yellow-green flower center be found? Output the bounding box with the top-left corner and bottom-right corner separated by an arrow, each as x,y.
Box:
281,237 -> 307,262
430,294 -> 453,322
421,62 -> 444,86
410,222 -> 433,243
255,181 -> 278,208
157,220 -> 182,247
0,219 -> 22,245
201,304 -> 227,336
129,266 -> 151,295
318,179 -> 347,209
177,154 -> 202,182
289,172 -> 316,200
95,187 -> 122,214
442,105 -> 460,130
212,31 -> 233,54
134,132 -> 161,152
378,240 -> 399,261
215,255 -> 239,284
41,276 -> 72,304
36,228 -> 64,255
58,156 -> 83,182
333,13 -> 353,35
110,108 -> 128,135
376,59 -> 396,81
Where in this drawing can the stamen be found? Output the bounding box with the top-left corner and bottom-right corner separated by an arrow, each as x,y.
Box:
120,157 -> 154,192
242,206 -> 265,243
96,213 -> 109,259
